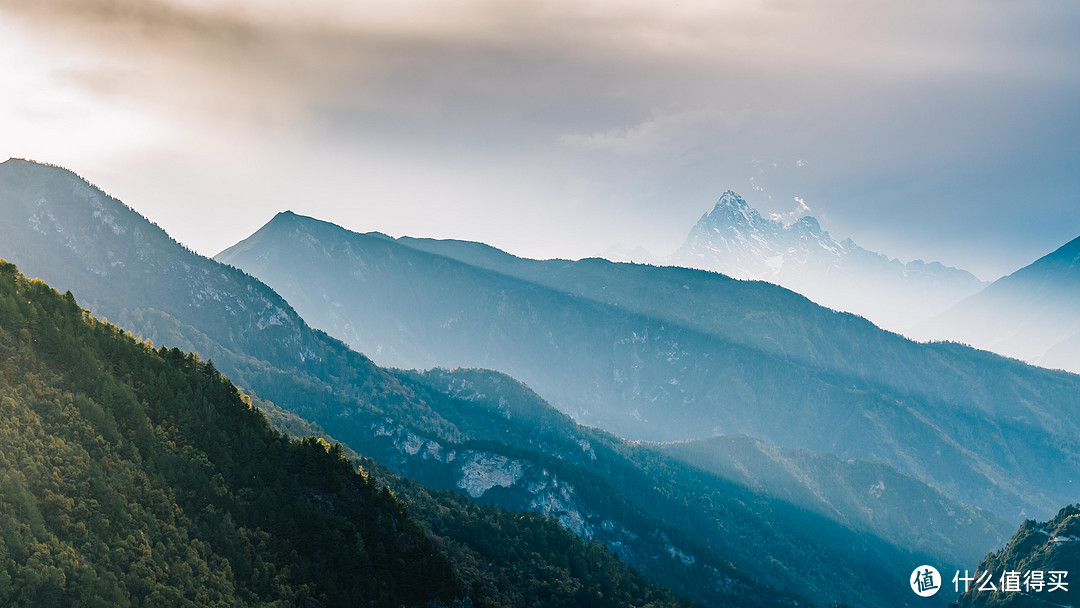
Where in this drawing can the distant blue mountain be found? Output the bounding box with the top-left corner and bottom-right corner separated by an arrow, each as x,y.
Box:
915,235 -> 1080,373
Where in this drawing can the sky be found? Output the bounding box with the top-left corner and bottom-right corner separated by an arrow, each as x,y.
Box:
1,0 -> 1079,281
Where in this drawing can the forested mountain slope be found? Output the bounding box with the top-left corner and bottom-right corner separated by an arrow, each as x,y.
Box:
0,260 -> 462,607
953,505 -> 1079,608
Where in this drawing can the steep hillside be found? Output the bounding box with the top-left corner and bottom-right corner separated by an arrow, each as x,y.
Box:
249,391 -> 735,608
0,259 -> 463,607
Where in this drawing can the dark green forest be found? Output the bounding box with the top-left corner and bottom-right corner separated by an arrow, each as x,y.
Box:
0,259 -> 704,608
0,259 -> 461,606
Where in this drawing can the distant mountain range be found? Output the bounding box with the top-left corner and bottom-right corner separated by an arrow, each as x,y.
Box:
218,206 -> 1080,524
651,191 -> 988,332
1,157 -> 961,607
914,235 -> 1080,374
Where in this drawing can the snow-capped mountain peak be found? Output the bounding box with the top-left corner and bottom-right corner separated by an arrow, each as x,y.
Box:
702,190 -> 770,231
793,215 -> 823,236
712,190 -> 749,212
669,192 -> 987,333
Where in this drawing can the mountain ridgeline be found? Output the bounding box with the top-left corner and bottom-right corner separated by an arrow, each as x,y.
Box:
218,207 -> 1080,525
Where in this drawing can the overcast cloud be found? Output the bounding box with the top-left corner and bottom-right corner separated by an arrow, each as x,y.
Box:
2,0 -> 1078,279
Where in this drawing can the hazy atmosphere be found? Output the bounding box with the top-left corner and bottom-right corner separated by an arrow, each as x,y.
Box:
4,4 -> 1080,606
2,0 -> 1078,280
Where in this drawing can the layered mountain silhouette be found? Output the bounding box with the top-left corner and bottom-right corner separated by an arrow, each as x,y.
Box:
915,236 -> 1080,374
660,191 -> 987,332
218,207 -> 1079,524
0,157 -> 966,607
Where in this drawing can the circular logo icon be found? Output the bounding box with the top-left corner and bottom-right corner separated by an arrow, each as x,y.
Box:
911,565 -> 941,597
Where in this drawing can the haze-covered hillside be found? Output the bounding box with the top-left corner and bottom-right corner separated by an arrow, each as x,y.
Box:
219,207 -> 1080,524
